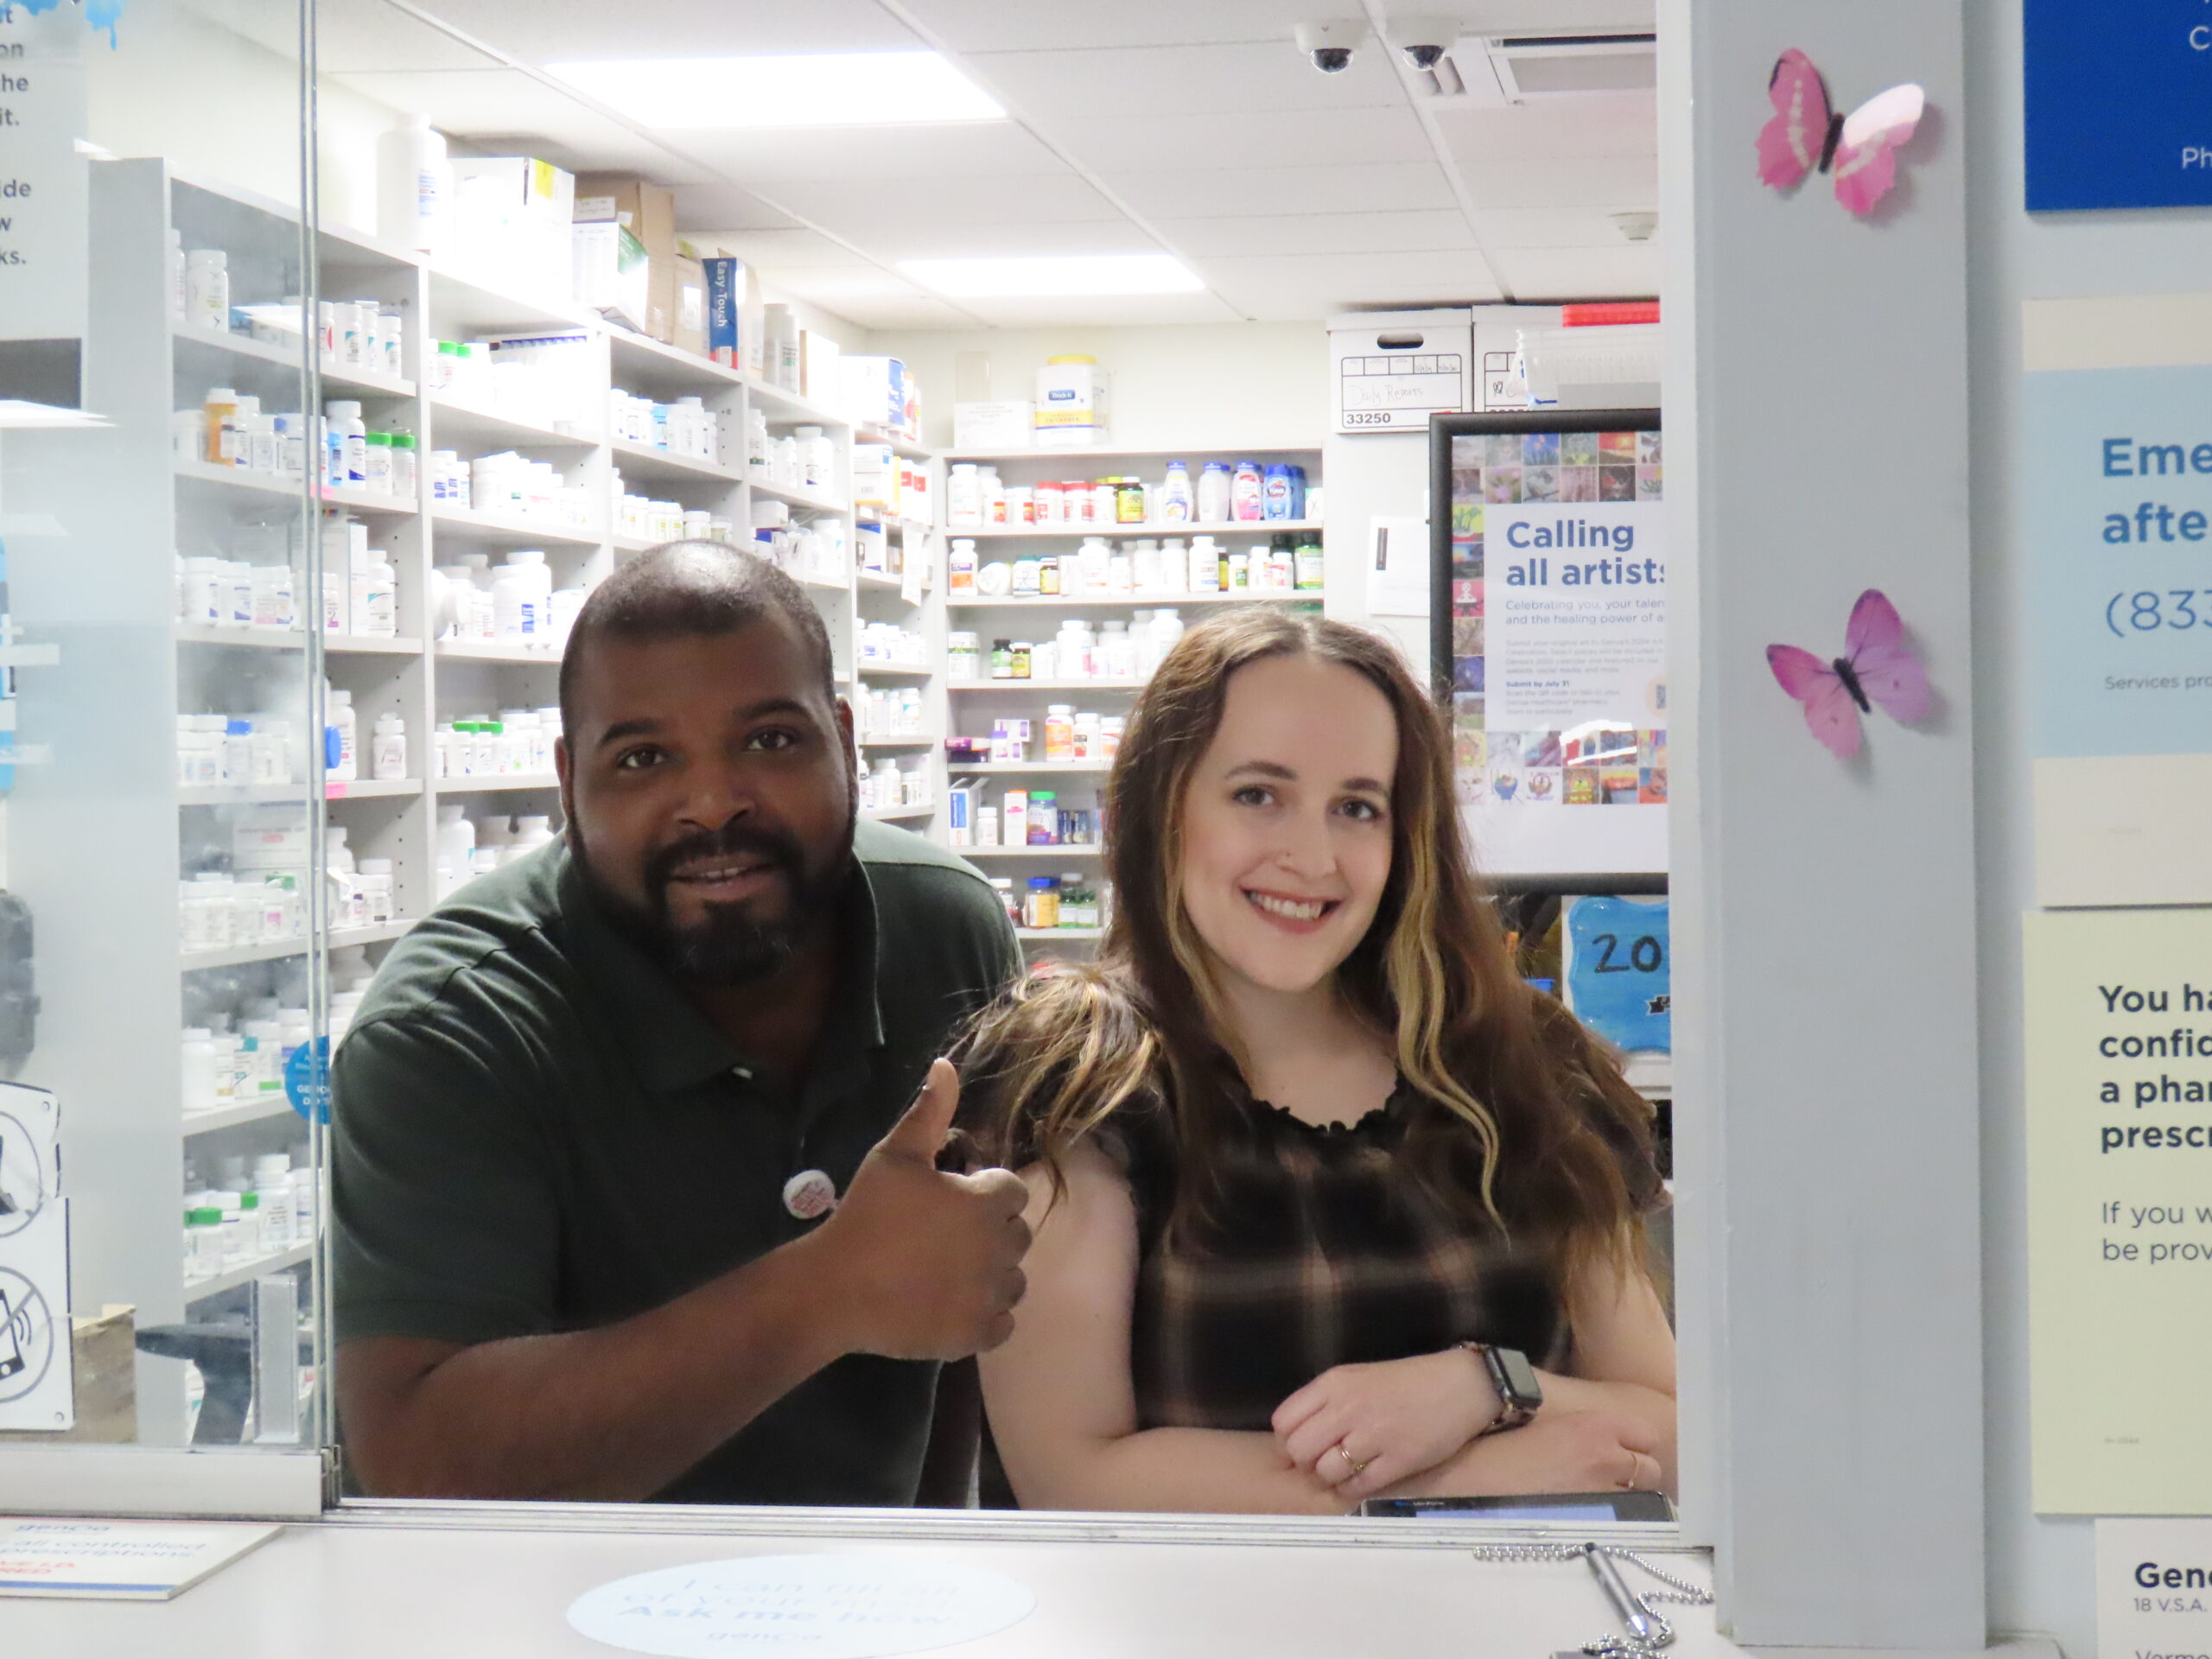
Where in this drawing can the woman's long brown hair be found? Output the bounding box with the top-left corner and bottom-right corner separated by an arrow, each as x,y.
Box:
961,608 -> 1656,1286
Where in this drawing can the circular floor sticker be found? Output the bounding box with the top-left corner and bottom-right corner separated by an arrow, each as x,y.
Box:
566,1554 -> 1036,1659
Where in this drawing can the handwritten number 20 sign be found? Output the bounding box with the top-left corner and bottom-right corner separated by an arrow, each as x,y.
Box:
1758,48 -> 1926,218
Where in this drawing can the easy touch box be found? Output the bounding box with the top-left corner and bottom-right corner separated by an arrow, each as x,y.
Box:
703,257 -> 746,367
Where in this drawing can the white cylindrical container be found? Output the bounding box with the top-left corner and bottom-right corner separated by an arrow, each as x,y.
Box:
371,712 -> 407,780
251,1155 -> 296,1250
795,425 -> 834,492
327,688 -> 358,782
361,556 -> 397,636
181,1028 -> 219,1113
358,858 -> 395,925
376,111 -> 451,256
493,549 -> 550,639
186,249 -> 228,332
946,462 -> 982,527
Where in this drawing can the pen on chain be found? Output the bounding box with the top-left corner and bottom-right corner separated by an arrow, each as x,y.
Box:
1581,1544 -> 1655,1643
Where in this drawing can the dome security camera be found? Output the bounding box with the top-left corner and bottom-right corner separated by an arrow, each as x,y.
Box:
1294,21 -> 1370,73
1385,16 -> 1460,72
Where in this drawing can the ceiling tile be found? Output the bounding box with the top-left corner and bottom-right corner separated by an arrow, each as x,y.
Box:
1065,106 -> 1434,174
1112,161 -> 1457,219
906,0 -> 1329,54
669,186 -> 804,235
857,219 -> 1166,262
675,122 -> 1071,185
818,296 -> 984,330
954,292 -> 1248,329
1473,207 -> 1657,249
334,69 -> 705,179
968,42 -> 1402,120
1454,1 -> 1655,29
1429,93 -> 1658,162
1455,151 -> 1659,211
785,173 -> 1126,232
414,0 -> 925,62
1484,244 -> 1661,300
681,227 -> 874,268
199,0 -> 496,73
1198,250 -> 1502,318
1162,209 -> 1476,258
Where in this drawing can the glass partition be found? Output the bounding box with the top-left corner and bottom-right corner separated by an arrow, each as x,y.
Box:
0,0 -> 328,1458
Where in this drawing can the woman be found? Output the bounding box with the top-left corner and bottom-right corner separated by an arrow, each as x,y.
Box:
962,610 -> 1674,1514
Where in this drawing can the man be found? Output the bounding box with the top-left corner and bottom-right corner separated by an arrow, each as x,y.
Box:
332,542 -> 1030,1505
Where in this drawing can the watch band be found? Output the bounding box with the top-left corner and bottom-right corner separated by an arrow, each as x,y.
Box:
1464,1341 -> 1540,1434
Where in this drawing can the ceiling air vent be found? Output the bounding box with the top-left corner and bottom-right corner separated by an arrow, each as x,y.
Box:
1431,31 -> 1656,106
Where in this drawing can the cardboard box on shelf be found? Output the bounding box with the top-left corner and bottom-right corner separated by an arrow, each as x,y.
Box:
672,256 -> 707,359
572,220 -> 648,333
576,175 -> 683,343
800,329 -> 842,405
449,157 -> 576,305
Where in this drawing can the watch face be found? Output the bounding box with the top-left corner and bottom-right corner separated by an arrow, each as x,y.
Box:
1497,1346 -> 1543,1406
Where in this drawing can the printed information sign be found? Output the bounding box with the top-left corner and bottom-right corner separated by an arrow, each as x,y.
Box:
2025,908 -> 2212,1512
0,3 -> 90,349
2023,296 -> 2212,905
2025,0 -> 2212,212
2097,1519 -> 2212,1654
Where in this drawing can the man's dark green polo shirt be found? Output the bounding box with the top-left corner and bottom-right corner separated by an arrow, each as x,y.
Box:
330,818 -> 1020,1507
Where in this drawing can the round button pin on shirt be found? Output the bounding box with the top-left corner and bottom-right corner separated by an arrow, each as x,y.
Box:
783,1169 -> 839,1222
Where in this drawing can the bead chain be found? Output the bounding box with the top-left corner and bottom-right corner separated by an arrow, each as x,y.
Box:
1465,1544 -> 1715,1658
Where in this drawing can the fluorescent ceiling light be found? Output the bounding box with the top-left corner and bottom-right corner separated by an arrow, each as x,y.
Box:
899,255 -> 1205,298
544,53 -> 1005,130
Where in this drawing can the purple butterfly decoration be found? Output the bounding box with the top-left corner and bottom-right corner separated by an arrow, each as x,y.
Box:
1766,588 -> 1929,759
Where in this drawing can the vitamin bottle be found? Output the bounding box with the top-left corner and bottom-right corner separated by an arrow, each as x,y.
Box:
1159,461 -> 1194,523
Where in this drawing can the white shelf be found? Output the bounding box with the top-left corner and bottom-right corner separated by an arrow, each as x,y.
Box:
174,624 -> 302,650
182,1095 -> 297,1137
608,327 -> 747,391
855,424 -> 934,461
752,478 -> 851,516
435,639 -> 563,664
436,772 -> 560,792
952,762 -> 1113,775
747,376 -> 855,428
429,503 -> 603,549
947,442 -> 1322,461
949,590 -> 1322,609
955,520 -> 1322,538
327,632 -> 423,656
172,458 -> 302,502
180,918 -> 417,973
855,662 -> 932,680
865,804 -> 937,823
177,783 -> 308,807
177,626 -> 415,656
169,321 -> 417,398
323,778 -> 423,800
428,394 -> 599,451
959,843 -> 1104,859
855,570 -> 920,594
609,436 -> 744,486
321,483 -> 417,518
186,1241 -> 315,1304
950,678 -> 1146,692
1017,926 -> 1104,940
858,737 -> 935,750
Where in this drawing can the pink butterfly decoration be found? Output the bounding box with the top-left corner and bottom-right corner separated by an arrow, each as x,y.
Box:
1758,48 -> 1926,218
1766,589 -> 1929,760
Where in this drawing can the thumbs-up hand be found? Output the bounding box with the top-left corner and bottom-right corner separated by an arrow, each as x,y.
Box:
816,1059 -> 1033,1361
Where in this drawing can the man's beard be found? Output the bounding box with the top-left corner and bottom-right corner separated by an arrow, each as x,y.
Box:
573,811 -> 855,987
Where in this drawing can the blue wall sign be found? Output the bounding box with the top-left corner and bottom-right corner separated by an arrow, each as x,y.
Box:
1565,896 -> 1671,1055
2025,0 -> 2212,211
283,1035 -> 329,1124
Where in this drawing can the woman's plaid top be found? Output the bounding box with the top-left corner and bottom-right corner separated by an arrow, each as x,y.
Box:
1095,1081 -> 1659,1433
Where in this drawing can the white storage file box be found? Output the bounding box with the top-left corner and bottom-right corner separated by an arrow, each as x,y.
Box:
1328,308 -> 1473,434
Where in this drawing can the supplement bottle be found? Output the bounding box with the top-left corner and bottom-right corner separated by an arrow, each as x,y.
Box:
948,537 -> 977,594
361,556 -> 397,635
326,400 -> 367,485
1159,461 -> 1194,523
795,425 -> 834,492
1197,461 -> 1232,523
1044,705 -> 1074,762
187,248 -> 229,331
358,859 -> 395,925
371,712 -> 407,780
251,1155 -> 296,1250
1230,460 -> 1264,522
1262,463 -> 1295,520
326,688 -> 358,781
1295,535 -> 1325,591
1188,536 -> 1221,593
376,111 -> 451,254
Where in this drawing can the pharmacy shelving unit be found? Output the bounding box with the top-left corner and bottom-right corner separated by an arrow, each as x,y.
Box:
4,156 -> 945,1445
938,443 -> 1324,962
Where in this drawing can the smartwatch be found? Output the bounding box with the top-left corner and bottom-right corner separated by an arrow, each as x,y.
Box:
1464,1342 -> 1542,1433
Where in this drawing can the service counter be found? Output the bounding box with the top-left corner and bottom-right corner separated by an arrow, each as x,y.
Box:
1,1511 -> 1729,1659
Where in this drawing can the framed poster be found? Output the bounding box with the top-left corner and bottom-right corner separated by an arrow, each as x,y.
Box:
1429,409 -> 1666,889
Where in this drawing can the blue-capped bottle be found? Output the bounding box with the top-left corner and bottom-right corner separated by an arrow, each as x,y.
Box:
1262,463 -> 1294,521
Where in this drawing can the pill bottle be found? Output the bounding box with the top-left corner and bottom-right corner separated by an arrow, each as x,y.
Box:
326,688 -> 358,781
187,248 -> 229,331
1044,705 -> 1074,762
371,712 -> 407,780
948,538 -> 977,595
1024,877 -> 1061,930
358,859 -> 395,925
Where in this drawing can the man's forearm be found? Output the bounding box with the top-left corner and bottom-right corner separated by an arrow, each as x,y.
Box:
351,1229 -> 857,1501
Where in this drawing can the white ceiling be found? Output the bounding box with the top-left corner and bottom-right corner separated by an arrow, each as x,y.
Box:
299,0 -> 1661,329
